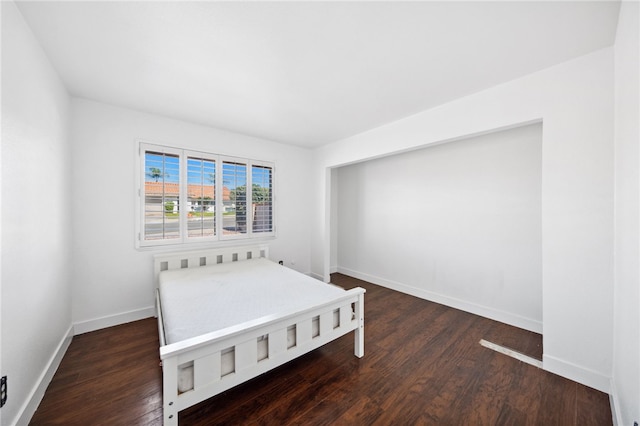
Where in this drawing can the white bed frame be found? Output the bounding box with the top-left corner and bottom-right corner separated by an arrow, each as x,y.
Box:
154,245 -> 365,425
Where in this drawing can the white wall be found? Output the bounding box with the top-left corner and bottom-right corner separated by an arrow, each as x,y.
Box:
313,47 -> 614,393
70,99 -> 314,331
613,2 -> 640,425
1,2 -> 72,425
335,123 -> 542,332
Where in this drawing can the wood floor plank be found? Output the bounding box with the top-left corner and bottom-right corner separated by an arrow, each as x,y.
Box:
30,274 -> 612,425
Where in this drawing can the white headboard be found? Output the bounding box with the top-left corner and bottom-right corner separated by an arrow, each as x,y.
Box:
153,244 -> 269,287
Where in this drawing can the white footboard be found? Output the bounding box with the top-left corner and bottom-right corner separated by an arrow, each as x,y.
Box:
158,287 -> 365,425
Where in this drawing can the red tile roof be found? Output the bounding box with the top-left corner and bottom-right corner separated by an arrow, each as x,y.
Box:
145,182 -> 230,200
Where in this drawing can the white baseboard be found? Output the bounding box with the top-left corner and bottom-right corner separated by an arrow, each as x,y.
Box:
337,267 -> 542,333
73,306 -> 156,335
309,272 -> 324,281
16,325 -> 73,426
542,354 -> 611,394
609,378 -> 622,426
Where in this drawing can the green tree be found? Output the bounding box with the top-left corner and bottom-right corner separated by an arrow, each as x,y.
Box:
252,184 -> 271,203
230,185 -> 270,204
147,167 -> 165,182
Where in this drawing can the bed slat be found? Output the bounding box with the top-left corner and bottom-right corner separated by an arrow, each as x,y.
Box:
340,306 -> 351,329
320,311 -> 333,336
269,328 -> 287,357
194,354 -> 220,389
167,259 -> 181,271
186,256 -> 201,268
235,340 -> 257,372
296,318 -> 312,347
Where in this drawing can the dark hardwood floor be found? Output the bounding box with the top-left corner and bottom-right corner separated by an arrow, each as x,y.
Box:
30,274 -> 611,425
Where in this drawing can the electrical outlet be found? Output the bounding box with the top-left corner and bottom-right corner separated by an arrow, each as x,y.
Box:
1,375 -> 7,408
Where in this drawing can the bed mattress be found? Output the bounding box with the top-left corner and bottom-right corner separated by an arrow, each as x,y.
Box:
158,257 -> 346,345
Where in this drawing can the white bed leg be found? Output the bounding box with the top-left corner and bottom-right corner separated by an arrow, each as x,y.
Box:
163,357 -> 179,426
354,293 -> 364,358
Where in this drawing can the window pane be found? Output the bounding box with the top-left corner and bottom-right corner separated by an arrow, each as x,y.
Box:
222,161 -> 247,235
144,151 -> 180,240
187,157 -> 216,238
252,165 -> 273,233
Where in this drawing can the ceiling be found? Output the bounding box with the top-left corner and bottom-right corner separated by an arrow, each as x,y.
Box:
15,1 -> 621,148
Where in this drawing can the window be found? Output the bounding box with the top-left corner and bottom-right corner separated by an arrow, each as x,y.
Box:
142,148 -> 181,242
138,142 -> 275,247
222,160 -> 247,236
251,164 -> 273,234
187,156 -> 216,238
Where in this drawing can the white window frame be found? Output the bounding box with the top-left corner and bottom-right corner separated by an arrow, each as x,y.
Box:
136,141 -> 276,249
